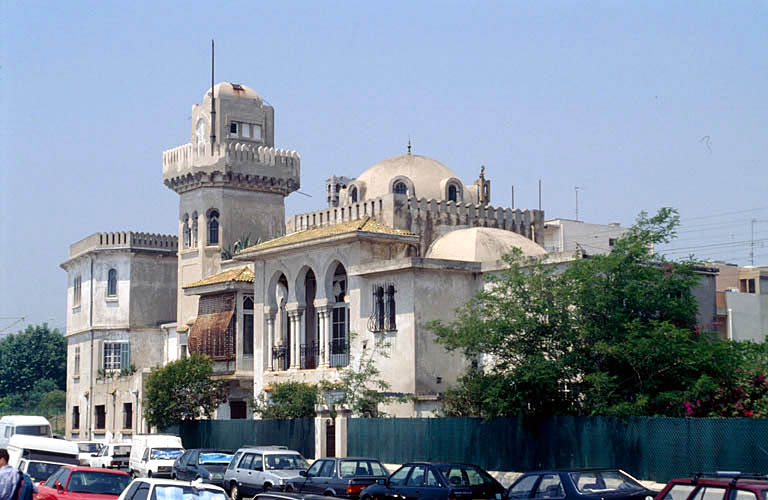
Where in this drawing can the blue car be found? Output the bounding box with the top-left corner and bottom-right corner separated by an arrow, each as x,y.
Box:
173,449 -> 234,485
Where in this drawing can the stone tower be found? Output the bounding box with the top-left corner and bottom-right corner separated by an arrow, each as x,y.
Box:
162,82 -> 300,326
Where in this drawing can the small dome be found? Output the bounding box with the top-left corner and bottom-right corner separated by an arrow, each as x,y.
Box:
426,227 -> 546,263
202,82 -> 262,103
355,154 -> 469,202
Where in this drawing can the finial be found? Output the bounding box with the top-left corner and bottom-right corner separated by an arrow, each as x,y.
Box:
407,137 -> 412,155
480,165 -> 485,177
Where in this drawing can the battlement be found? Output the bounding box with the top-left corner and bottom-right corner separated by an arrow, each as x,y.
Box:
286,194 -> 545,253
162,140 -> 301,195
68,232 -> 178,259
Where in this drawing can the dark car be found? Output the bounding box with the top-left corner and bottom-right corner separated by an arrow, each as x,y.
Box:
254,492 -> 338,500
360,462 -> 505,500
287,457 -> 388,498
508,469 -> 657,500
655,472 -> 768,500
173,449 -> 234,485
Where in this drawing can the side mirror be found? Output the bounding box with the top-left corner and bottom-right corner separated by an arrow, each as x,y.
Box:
91,453 -> 98,457
299,471 -> 307,477
56,481 -> 63,492
376,479 -> 386,486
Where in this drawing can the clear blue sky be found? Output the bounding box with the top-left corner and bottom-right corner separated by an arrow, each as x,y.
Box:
1,1 -> 767,333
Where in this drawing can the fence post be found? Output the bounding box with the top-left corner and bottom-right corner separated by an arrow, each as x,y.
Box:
335,406 -> 352,458
315,405 -> 331,458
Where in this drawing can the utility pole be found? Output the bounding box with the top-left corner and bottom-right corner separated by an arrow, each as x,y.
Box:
574,186 -> 583,221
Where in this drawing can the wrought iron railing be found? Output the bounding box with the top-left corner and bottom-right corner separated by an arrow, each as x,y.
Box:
329,339 -> 350,368
300,342 -> 319,369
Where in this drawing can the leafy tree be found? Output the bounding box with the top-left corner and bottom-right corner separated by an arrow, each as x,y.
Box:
319,333 -> 399,417
143,354 -> 228,429
430,208 -> 748,418
252,382 -> 318,419
0,323 -> 66,398
37,390 -> 66,417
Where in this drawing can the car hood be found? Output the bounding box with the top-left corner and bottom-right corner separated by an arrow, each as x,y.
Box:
267,470 -> 304,480
62,492 -> 123,500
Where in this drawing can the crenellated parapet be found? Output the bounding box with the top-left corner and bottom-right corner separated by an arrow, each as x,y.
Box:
162,140 -> 300,195
285,193 -> 545,254
68,232 -> 178,259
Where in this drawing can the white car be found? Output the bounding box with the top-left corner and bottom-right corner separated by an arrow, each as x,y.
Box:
117,478 -> 228,500
76,441 -> 105,465
89,443 -> 132,470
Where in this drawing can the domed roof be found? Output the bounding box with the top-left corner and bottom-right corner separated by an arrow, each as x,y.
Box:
426,227 -> 547,263
355,154 -> 465,201
202,82 -> 262,103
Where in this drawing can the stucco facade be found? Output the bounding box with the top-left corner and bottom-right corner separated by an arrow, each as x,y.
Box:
61,232 -> 177,439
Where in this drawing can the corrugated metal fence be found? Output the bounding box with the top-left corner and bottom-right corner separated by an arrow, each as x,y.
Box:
348,417 -> 768,483
165,418 -> 315,458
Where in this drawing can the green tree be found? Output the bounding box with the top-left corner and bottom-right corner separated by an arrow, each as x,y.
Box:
37,389 -> 66,417
0,323 -> 66,398
143,354 -> 228,429
319,333 -> 400,417
430,208 -> 745,417
252,382 -> 318,419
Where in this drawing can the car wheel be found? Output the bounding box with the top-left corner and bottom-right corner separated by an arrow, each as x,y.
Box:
171,473 -> 177,480
285,485 -> 294,492
147,471 -> 153,478
230,484 -> 240,500
263,483 -> 272,492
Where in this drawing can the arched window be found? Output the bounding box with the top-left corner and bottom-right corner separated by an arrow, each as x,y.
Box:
393,182 -> 408,195
448,184 -> 458,202
243,296 -> 254,355
207,210 -> 219,245
196,119 -> 207,147
182,214 -> 191,248
107,269 -> 118,297
386,284 -> 397,331
350,187 -> 358,203
191,212 -> 198,247
331,264 -> 349,367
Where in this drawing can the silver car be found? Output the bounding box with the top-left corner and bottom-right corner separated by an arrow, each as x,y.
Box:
223,446 -> 308,500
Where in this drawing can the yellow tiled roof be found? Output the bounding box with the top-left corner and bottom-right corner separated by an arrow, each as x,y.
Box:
243,217 -> 415,252
183,266 -> 254,289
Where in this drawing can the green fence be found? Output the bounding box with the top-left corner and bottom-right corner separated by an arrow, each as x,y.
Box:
165,418 -> 315,458
348,417 -> 768,483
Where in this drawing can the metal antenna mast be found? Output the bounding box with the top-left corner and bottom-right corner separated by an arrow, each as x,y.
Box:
575,186 -> 583,221
210,39 -> 216,145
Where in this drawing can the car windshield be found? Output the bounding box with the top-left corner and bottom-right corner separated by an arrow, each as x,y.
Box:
151,486 -> 228,500
78,443 -> 103,453
339,460 -> 388,477
114,446 -> 131,457
67,471 -> 131,495
150,448 -> 184,460
200,452 -> 233,465
436,465 -> 496,487
570,471 -> 644,493
26,462 -> 63,482
16,425 -> 52,437
264,454 -> 308,470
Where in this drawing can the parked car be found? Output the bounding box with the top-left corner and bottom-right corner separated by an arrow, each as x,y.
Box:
360,462 -> 505,500
0,415 -> 53,448
223,446 -> 309,500
173,449 -> 234,485
77,442 -> 106,465
655,472 -> 768,500
129,434 -> 184,478
255,492 -> 340,500
115,478 -> 228,500
288,457 -> 388,498
36,465 -> 132,500
89,444 -> 132,470
508,469 -> 657,500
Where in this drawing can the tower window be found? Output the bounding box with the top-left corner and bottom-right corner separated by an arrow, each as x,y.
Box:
230,122 -> 238,136
73,276 -> 82,307
393,182 -> 407,195
208,210 -> 220,245
183,214 -> 191,248
350,187 -> 358,203
243,296 -> 254,355
448,184 -> 458,202
107,269 -> 118,297
191,212 -> 198,247
385,284 -> 397,331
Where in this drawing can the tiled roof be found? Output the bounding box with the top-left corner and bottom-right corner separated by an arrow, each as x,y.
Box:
242,217 -> 415,252
183,266 -> 254,289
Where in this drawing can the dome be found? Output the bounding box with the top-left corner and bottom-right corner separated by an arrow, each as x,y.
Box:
354,154 -> 470,202
426,227 -> 547,263
202,82 -> 262,103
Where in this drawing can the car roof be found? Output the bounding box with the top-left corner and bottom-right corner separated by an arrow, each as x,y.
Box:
668,478 -> 768,487
319,457 -> 381,461
404,462 -> 483,467
193,449 -> 234,453
131,478 -> 226,490
63,466 -> 130,475
237,446 -> 300,454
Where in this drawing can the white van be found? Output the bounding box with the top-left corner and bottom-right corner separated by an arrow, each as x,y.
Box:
129,434 -> 183,478
0,415 -> 53,448
6,434 -> 79,482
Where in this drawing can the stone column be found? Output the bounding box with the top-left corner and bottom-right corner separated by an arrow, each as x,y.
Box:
314,299 -> 332,368
264,306 -> 276,371
286,304 -> 304,370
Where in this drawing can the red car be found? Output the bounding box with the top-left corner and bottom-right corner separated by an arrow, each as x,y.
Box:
656,472 -> 768,500
36,466 -> 131,500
